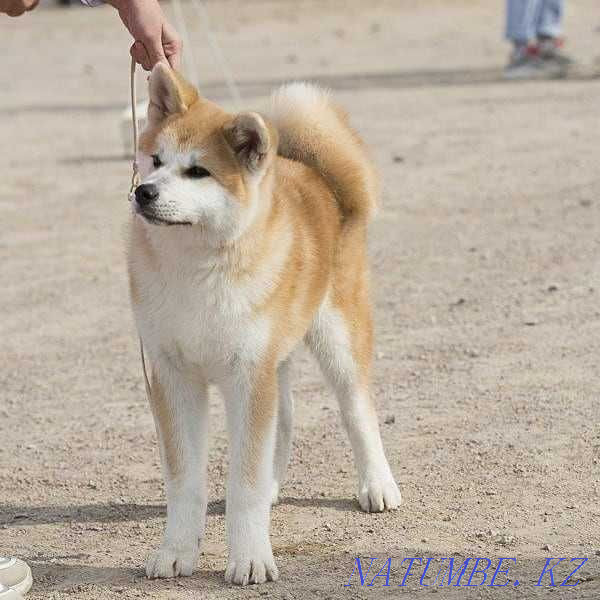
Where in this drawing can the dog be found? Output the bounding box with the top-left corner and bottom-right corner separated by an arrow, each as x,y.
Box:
127,63 -> 401,586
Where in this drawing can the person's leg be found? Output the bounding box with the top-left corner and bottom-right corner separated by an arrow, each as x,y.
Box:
537,0 -> 572,66
506,0 -> 543,45
537,0 -> 564,39
504,0 -> 549,78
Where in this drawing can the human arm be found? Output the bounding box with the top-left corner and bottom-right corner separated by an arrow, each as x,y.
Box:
0,0 -> 39,17
106,0 -> 182,70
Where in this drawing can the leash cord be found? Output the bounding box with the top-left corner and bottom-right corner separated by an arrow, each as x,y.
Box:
128,57 -> 141,202
127,57 -> 152,401
170,0 -> 241,109
188,0 -> 242,109
140,337 -> 152,404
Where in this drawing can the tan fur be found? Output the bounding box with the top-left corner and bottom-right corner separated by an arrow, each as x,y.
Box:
331,222 -> 374,385
150,372 -> 182,479
244,357 -> 278,483
271,85 -> 379,222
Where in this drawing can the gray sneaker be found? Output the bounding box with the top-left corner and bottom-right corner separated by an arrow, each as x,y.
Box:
538,38 -> 574,75
504,46 -> 544,80
0,559 -> 32,597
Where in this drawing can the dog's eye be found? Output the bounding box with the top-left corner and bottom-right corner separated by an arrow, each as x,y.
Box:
152,154 -> 162,169
185,165 -> 211,179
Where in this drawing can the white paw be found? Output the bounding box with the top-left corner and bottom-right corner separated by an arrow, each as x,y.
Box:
225,551 -> 279,585
146,544 -> 199,578
270,481 -> 280,505
358,476 -> 402,513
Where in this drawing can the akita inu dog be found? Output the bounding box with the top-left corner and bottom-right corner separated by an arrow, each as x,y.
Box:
127,63 -> 401,586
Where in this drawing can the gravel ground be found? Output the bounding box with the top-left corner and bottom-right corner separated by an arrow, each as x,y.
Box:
1,1 -> 599,598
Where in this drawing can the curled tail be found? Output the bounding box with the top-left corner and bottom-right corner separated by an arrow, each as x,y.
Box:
269,82 -> 378,222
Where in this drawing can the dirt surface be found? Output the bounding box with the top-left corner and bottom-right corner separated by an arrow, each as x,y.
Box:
1,1 -> 600,598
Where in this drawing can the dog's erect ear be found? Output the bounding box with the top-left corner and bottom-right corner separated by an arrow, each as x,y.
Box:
223,112 -> 277,172
148,63 -> 198,125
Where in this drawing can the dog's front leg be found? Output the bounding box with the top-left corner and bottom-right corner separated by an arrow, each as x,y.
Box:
145,361 -> 209,578
221,363 -> 279,585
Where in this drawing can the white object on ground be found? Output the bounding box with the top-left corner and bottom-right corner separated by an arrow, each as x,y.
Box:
0,584 -> 23,600
0,558 -> 32,596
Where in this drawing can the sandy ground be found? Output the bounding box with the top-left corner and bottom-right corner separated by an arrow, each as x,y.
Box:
1,1 -> 600,598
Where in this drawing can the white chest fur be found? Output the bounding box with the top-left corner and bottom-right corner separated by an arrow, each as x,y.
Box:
128,222 -> 273,383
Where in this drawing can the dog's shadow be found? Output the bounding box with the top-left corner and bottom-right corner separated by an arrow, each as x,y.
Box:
1,496 -> 356,527
27,560 -> 224,592
7,497 -> 355,592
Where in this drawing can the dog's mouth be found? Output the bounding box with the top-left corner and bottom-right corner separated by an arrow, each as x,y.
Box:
141,214 -> 193,227
135,206 -> 192,227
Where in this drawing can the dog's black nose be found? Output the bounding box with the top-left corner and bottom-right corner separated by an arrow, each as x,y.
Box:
135,183 -> 159,207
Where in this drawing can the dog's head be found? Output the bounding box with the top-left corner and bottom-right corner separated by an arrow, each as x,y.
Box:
134,64 -> 278,244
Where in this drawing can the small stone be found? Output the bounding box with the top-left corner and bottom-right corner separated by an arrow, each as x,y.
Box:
495,533 -> 515,546
542,544 -> 551,552
384,414 -> 395,425
392,155 -> 405,163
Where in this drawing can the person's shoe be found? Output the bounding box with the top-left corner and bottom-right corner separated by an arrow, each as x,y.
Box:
504,44 -> 544,80
0,559 -> 32,596
538,37 -> 574,75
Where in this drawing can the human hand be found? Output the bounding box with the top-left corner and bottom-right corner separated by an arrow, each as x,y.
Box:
0,0 -> 39,17
108,0 -> 182,71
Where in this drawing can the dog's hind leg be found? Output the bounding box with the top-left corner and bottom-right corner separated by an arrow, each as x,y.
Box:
306,296 -> 401,513
272,357 -> 294,505
145,358 -> 209,578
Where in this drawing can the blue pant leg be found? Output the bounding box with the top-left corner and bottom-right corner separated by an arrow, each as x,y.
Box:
537,0 -> 564,38
506,0 -> 544,43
